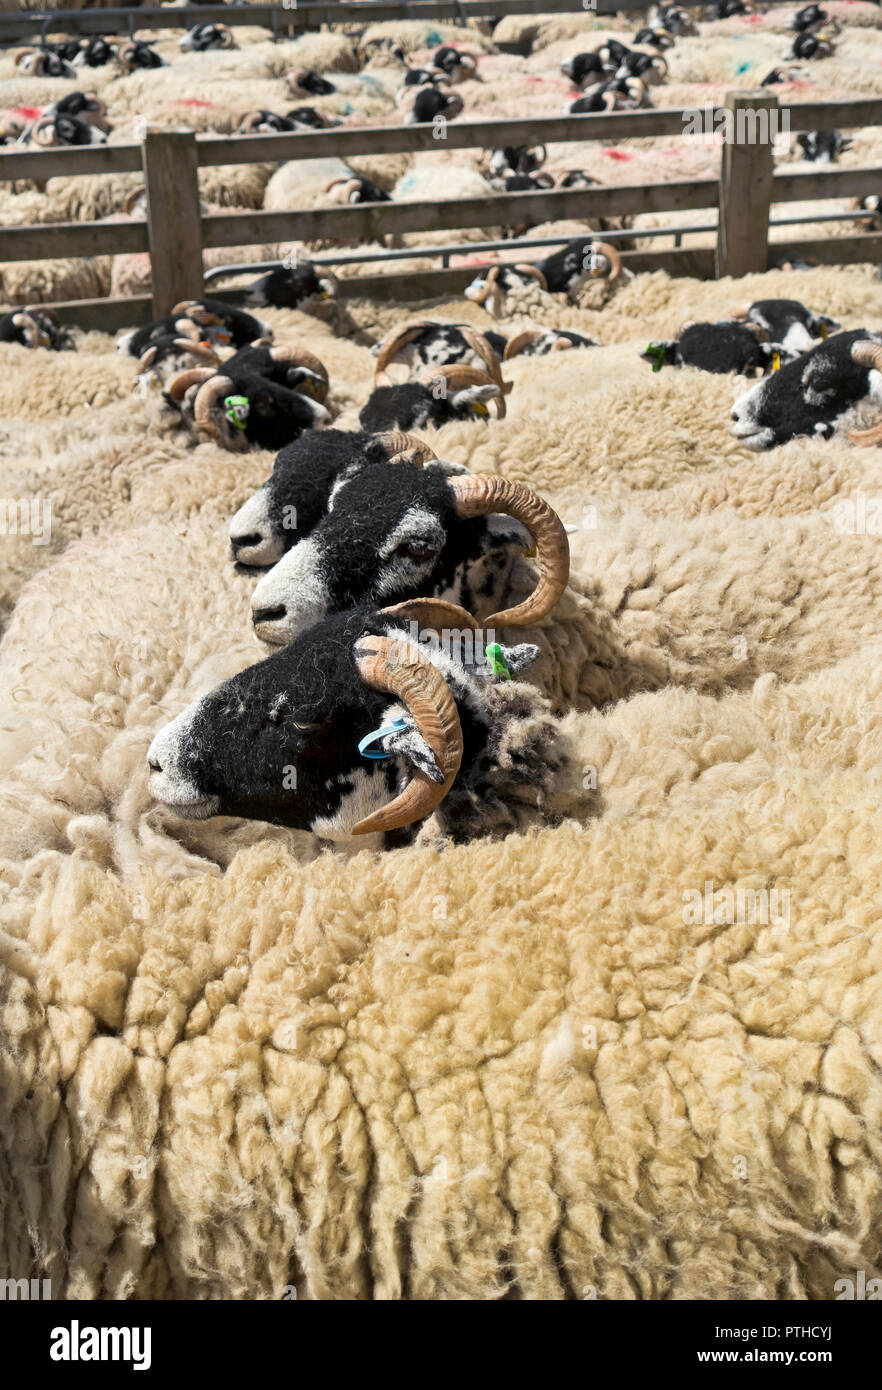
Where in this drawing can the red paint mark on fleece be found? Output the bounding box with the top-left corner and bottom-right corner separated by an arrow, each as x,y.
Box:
9,107 -> 42,121
176,99 -> 217,108
604,148 -> 633,161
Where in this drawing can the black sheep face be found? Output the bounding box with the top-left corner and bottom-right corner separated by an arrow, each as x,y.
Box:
641,323 -> 778,376
244,263 -> 337,311
146,606 -> 540,842
730,330 -> 882,451
228,429 -> 383,566
743,298 -> 840,354
358,380 -> 500,433
248,462 -> 527,646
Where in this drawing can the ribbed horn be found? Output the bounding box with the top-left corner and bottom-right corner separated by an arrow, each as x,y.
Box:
380,597 -> 478,631
447,474 -> 570,627
425,364 -> 505,418
166,366 -> 216,402
503,329 -> 545,360
269,344 -> 329,400
174,337 -> 221,364
591,240 -> 622,283
351,635 -> 463,835
193,374 -> 249,450
124,186 -> 146,216
373,431 -> 437,464
513,263 -> 549,291
218,27 -> 234,48
373,322 -> 425,384
31,116 -> 58,147
466,263 -> 500,307
458,325 -> 510,394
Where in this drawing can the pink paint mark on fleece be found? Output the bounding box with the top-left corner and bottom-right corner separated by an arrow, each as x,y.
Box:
176,99 -> 217,108
9,107 -> 42,121
604,148 -> 633,161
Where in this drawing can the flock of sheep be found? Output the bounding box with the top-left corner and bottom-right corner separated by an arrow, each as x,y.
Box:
3,1 -> 882,1302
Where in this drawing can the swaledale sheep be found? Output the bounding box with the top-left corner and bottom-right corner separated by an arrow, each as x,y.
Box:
730,331 -> 882,449
640,321 -> 787,375
465,237 -> 621,317
731,298 -> 840,354
360,365 -> 506,432
148,600 -> 558,845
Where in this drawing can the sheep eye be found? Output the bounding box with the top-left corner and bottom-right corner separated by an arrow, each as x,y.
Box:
395,541 -> 436,562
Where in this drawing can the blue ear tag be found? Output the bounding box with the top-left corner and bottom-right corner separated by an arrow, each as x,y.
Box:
645,342 -> 666,372
485,643 -> 511,679
358,716 -> 407,759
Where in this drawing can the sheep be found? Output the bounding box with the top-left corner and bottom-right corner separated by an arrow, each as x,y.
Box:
641,320 -> 787,376
503,328 -> 598,358
71,36 -> 118,70
760,65 -> 811,84
13,48 -> 75,79
730,298 -> 840,354
560,51 -> 613,88
431,45 -> 481,84
359,365 -> 505,433
228,429 -> 449,567
285,68 -> 338,98
324,173 -> 392,204
730,331 -> 882,450
796,130 -> 852,162
371,321 -> 509,386
166,343 -> 331,452
131,336 -> 222,396
117,40 -> 166,73
118,301 -> 272,360
245,262 -> 340,313
28,107 -> 109,148
180,24 -> 235,54
650,4 -> 698,36
487,145 -> 547,178
0,306 -> 73,351
633,26 -> 676,50
786,30 -> 836,58
464,237 -> 621,316
401,85 -> 464,125
147,598 -> 559,844
787,3 -> 834,31
566,76 -> 649,114
246,459 -> 568,650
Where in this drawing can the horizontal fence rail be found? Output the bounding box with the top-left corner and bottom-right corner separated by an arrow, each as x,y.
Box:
0,0 -> 804,41
3,93 -> 882,329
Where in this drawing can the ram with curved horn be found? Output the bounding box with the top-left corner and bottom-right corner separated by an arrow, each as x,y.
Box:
228,430 -> 467,568
167,344 -> 331,452
360,362 -> 506,431
146,599 -> 562,845
372,320 -> 509,389
248,460 -> 569,648
465,236 -> 603,315
504,328 -> 598,360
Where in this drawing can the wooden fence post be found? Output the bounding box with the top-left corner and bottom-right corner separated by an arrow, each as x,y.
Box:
715,91 -> 778,279
142,128 -> 203,317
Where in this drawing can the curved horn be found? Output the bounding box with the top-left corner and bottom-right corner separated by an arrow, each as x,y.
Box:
651,54 -> 668,77
124,186 -> 146,216
174,337 -> 221,364
373,431 -> 437,464
193,374 -> 250,450
31,116 -> 58,147
426,364 -> 505,418
531,144 -> 547,166
373,322 -> 426,385
458,325 -> 510,394
503,329 -> 545,360
14,49 -> 33,67
218,27 -> 234,48
602,89 -> 619,111
239,111 -> 268,133
446,474 -> 570,627
166,366 -> 216,402
591,240 -> 622,283
381,597 -> 478,631
351,635 -> 464,836
847,342 -> 882,444
513,263 -> 549,292
269,344 -> 329,399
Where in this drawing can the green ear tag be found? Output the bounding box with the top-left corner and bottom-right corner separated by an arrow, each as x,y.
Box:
645,342 -> 666,373
224,395 -> 249,429
485,642 -> 511,680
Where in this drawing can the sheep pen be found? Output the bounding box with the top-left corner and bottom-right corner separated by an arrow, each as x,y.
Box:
1,2 -> 882,1314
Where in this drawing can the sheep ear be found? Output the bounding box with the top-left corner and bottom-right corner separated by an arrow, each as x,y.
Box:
380,717 -> 445,784
451,383 -> 498,411
492,642 -> 541,674
424,459 -> 470,476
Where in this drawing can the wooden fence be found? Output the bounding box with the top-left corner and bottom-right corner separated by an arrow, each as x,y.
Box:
0,0 -> 805,44
2,96 -> 882,329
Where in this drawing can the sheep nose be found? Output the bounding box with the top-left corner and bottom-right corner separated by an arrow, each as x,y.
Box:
231,532 -> 263,555
253,605 -> 286,626
148,757 -> 162,772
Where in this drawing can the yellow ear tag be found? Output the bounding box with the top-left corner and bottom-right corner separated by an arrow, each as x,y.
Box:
819,323 -> 828,339
523,540 -> 537,558
471,401 -> 489,417
771,350 -> 781,371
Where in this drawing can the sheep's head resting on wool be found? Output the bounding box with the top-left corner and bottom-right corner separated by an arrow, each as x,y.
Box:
245,262 -> 339,312
0,307 -> 73,352
464,237 -> 620,316
118,302 -> 272,361
229,429 -> 469,569
640,320 -> 793,377
147,600 -> 561,845
731,331 -> 882,451
729,298 -> 840,355
166,342 -> 331,452
247,457 -> 570,648
359,363 -> 507,432
371,321 -> 509,387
